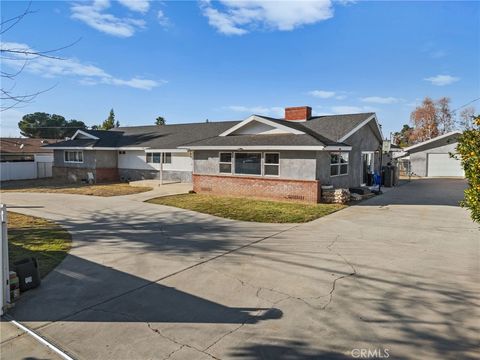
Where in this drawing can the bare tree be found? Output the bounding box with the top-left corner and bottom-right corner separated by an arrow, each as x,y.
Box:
410,97 -> 439,143
437,97 -> 455,134
458,106 -> 476,130
0,2 -> 78,111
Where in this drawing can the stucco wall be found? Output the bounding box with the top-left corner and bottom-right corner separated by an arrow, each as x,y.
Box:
193,150 -> 316,180
317,122 -> 382,188
117,150 -> 192,172
54,149 -> 96,169
410,142 -> 458,177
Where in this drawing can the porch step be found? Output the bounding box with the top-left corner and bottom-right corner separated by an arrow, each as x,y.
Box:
349,187 -> 372,195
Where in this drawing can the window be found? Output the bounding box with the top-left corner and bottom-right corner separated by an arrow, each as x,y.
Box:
264,153 -> 280,176
163,152 -> 172,164
146,152 -> 171,164
219,152 -> 232,173
64,151 -> 83,163
330,152 -> 348,176
235,153 -> 261,175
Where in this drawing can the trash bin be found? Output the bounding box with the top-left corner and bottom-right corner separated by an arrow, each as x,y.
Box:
383,166 -> 395,187
14,257 -> 41,292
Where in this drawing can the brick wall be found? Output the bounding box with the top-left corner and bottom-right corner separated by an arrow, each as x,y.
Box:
284,106 -> 312,121
193,174 -> 321,203
95,168 -> 119,182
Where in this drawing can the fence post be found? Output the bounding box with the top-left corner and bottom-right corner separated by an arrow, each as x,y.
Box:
0,204 -> 9,315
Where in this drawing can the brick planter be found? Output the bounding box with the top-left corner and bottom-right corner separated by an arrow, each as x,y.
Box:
193,174 -> 321,203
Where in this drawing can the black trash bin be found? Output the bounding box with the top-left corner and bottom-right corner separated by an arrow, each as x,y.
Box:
383,166 -> 395,187
14,257 -> 41,292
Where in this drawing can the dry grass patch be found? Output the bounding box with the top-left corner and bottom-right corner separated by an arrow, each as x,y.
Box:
147,194 -> 345,223
1,179 -> 151,197
8,212 -> 72,278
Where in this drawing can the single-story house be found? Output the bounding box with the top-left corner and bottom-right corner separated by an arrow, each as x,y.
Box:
0,138 -> 57,181
47,106 -> 383,203
403,131 -> 464,177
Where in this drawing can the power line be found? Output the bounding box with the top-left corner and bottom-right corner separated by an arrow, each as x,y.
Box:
452,97 -> 480,113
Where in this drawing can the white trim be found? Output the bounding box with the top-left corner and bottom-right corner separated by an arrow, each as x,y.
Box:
52,147 -> 148,150
8,319 -> 75,360
324,145 -> 352,151
71,129 -> 99,140
64,150 -> 84,163
330,151 -> 349,177
338,114 -> 383,143
403,131 -> 461,152
263,152 -> 280,177
144,148 -> 188,153
219,115 -> 305,137
218,151 -> 233,174
180,145 -> 326,151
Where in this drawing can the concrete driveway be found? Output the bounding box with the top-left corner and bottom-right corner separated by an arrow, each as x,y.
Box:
1,179 -> 478,360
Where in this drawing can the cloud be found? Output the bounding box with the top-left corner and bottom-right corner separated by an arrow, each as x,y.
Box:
200,0 -> 335,35
70,0 -> 146,37
331,105 -> 376,114
424,74 -> 459,86
226,105 -> 284,117
360,96 -> 403,104
0,41 -> 164,90
309,89 -> 347,100
157,10 -> 170,27
118,0 -> 150,13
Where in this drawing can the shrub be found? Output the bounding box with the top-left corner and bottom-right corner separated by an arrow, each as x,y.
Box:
455,115 -> 480,222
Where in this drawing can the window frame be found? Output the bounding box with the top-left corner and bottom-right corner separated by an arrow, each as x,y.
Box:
219,152 -> 233,174
330,151 -> 349,177
64,150 -> 84,163
263,152 -> 280,177
233,152 -> 262,176
162,152 -> 172,164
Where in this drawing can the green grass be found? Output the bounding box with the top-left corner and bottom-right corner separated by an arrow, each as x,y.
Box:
8,212 -> 72,278
147,194 -> 346,223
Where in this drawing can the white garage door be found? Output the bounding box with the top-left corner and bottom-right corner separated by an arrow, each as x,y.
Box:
427,153 -> 464,177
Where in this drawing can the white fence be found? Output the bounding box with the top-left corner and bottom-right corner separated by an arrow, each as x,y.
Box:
1,161 -> 53,181
1,205 -> 9,315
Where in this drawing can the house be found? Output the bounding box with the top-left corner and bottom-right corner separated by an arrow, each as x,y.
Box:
0,138 -> 57,181
46,106 -> 384,203
403,131 -> 464,177
46,123 -> 238,183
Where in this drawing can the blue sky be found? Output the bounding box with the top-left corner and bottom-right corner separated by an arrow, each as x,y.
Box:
1,0 -> 479,137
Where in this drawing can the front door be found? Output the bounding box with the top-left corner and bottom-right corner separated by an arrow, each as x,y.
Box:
361,152 -> 374,186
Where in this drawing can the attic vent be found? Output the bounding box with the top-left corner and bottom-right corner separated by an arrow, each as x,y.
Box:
286,194 -> 305,200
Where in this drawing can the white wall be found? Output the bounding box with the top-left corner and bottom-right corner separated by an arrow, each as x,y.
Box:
118,150 -> 193,171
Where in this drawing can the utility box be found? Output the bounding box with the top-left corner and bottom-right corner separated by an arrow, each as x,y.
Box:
14,257 -> 41,292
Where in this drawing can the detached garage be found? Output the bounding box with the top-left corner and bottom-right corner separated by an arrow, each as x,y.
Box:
405,131 -> 464,178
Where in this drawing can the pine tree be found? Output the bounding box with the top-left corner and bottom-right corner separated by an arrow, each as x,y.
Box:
101,109 -> 116,130
155,116 -> 166,126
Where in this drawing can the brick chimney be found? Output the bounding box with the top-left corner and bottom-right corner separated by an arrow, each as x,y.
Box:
284,106 -> 312,121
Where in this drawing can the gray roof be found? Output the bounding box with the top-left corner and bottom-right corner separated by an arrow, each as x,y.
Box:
45,112 -> 377,150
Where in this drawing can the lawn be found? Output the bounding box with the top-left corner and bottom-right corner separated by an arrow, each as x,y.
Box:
8,212 -> 72,278
1,179 -> 152,197
147,194 -> 345,223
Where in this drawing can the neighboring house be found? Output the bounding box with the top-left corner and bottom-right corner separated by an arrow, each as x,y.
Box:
0,138 -> 57,181
46,106 -> 383,203
181,106 -> 383,203
403,131 -> 464,177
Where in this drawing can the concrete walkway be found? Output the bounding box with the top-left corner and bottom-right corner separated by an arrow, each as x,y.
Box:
0,178 -> 478,360
122,182 -> 192,201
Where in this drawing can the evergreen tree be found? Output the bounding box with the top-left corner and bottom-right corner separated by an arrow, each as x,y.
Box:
155,116 -> 166,126
101,109 -> 116,130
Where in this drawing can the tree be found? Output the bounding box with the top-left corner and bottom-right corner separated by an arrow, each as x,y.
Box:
18,112 -> 86,139
437,97 -> 455,134
393,124 -> 414,148
1,3 -> 78,111
458,106 -> 476,130
410,97 -> 439,143
155,116 -> 166,126
100,109 -> 116,130
455,114 -> 480,222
